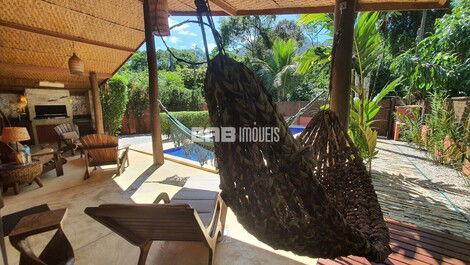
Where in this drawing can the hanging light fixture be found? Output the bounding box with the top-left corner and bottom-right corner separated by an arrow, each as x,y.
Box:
149,0 -> 170,36
68,52 -> 84,75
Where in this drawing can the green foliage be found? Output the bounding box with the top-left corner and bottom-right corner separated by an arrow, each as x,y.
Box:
349,121 -> 378,174
353,12 -> 382,79
100,75 -> 129,135
178,67 -> 207,91
381,10 -> 448,56
351,77 -> 402,127
159,71 -> 204,111
391,1 -> 470,98
425,94 -> 458,163
399,93 -> 470,172
349,78 -> 401,172
220,16 -> 277,59
126,70 -> 149,117
159,111 -> 210,136
251,38 -> 300,101
274,19 -> 305,46
395,108 -> 423,146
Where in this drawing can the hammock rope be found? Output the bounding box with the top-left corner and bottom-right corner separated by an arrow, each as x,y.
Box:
204,54 -> 390,262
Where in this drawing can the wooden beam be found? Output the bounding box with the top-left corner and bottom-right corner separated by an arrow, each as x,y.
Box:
143,0 -> 165,165
90,72 -> 104,134
0,62 -> 112,79
329,0 -> 356,129
209,0 -> 237,16
0,77 -> 91,88
171,0 -> 449,16
0,20 -> 136,53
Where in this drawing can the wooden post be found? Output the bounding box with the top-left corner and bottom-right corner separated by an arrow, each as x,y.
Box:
143,0 -> 165,165
89,72 -> 104,134
329,0 -> 356,129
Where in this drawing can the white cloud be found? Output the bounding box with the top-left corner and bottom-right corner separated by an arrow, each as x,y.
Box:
177,30 -> 197,37
168,17 -> 177,27
191,42 -> 199,49
163,36 -> 181,44
207,42 -> 217,51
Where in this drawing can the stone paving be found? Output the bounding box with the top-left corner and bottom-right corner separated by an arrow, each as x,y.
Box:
372,139 -> 470,239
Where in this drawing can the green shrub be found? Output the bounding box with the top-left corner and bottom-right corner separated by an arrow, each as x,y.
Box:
126,70 -> 149,117
159,71 -> 204,111
101,75 -> 129,135
396,108 -> 424,146
159,111 -> 210,135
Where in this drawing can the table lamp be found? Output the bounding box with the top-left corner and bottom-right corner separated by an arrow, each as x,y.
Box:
0,127 -> 31,164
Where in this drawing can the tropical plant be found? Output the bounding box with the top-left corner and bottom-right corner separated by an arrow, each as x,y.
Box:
100,75 -> 129,135
391,1 -> 470,98
349,78 -> 402,173
395,107 -> 424,146
251,38 -> 300,102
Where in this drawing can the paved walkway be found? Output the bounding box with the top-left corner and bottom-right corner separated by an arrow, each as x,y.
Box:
372,140 -> 470,239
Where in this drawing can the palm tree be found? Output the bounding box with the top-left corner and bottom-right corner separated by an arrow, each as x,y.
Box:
252,39 -> 299,102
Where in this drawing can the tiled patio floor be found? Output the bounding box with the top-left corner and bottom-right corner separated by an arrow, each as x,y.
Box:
2,150 -> 315,265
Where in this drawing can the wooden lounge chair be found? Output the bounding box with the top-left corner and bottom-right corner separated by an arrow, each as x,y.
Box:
80,134 -> 129,179
9,208 -> 75,265
54,123 -> 83,157
84,188 -> 227,265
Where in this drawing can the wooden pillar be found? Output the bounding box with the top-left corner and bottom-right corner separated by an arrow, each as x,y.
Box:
90,72 -> 104,134
143,0 -> 165,165
329,0 -> 356,129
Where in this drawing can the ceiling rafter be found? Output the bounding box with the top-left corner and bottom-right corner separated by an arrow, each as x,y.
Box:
0,20 -> 136,53
0,62 -> 112,79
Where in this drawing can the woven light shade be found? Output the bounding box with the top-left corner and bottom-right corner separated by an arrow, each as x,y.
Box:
68,52 -> 84,75
1,127 -> 30,143
149,0 -> 170,36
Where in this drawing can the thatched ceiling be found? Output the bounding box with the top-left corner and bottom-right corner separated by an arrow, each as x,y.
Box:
0,0 -> 448,92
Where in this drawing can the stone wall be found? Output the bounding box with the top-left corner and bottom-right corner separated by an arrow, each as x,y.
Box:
71,94 -> 91,116
0,93 -> 27,118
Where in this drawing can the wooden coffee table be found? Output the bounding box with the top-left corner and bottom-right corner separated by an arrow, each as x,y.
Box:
0,160 -> 43,195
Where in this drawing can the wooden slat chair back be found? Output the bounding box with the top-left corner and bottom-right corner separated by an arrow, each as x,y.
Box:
85,189 -> 227,265
80,134 -> 129,179
54,123 -> 82,156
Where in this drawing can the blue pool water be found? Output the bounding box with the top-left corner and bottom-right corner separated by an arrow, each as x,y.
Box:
289,127 -> 305,135
164,146 -> 215,161
165,126 -> 305,162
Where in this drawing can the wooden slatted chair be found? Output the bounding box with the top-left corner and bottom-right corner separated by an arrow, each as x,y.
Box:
54,123 -> 83,157
84,188 -> 227,265
79,134 -> 129,179
9,208 -> 75,265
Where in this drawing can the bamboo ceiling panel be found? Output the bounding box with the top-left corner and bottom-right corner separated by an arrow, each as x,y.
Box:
0,0 -> 143,91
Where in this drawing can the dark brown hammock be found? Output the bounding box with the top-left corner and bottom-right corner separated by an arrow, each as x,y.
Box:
203,54 -> 391,262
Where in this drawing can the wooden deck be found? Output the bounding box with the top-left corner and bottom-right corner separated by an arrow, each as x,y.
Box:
318,219 -> 470,265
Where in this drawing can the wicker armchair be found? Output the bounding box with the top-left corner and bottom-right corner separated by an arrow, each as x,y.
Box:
54,123 -> 83,157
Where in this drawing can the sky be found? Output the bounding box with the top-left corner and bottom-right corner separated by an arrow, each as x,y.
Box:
139,15 -> 302,51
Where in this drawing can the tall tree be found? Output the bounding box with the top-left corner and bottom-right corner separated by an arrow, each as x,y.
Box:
219,16 -> 276,59
381,10 -> 448,56
274,19 -> 305,46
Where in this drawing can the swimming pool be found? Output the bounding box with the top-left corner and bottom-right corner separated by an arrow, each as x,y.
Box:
289,127 -> 305,135
165,126 -> 305,163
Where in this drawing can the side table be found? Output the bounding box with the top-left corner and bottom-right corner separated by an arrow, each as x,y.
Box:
0,160 -> 43,195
